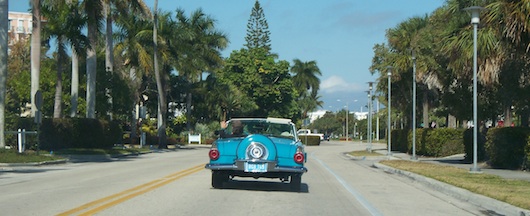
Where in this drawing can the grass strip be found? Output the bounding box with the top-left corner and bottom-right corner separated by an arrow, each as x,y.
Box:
0,149 -> 63,163
380,160 -> 530,210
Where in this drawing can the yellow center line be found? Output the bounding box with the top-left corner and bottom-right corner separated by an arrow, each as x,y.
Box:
57,164 -> 206,216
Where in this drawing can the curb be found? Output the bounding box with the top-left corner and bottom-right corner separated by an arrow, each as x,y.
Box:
0,159 -> 68,167
373,162 -> 530,216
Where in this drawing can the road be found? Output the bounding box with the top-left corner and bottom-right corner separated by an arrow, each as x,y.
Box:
0,141 -> 487,216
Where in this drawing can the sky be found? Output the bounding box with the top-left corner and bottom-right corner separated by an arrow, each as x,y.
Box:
9,0 -> 446,113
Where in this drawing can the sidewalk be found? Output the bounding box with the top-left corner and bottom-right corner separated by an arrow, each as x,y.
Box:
370,149 -> 530,216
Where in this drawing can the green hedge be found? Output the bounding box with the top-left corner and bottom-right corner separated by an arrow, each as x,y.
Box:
485,127 -> 530,169
414,128 -> 464,157
391,129 -> 409,152
392,128 -> 464,157
299,135 -> 321,146
39,118 -> 122,150
463,128 -> 487,162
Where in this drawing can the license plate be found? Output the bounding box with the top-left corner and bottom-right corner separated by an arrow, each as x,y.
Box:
244,162 -> 267,172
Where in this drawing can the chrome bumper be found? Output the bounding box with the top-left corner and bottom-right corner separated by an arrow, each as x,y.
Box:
205,160 -> 307,173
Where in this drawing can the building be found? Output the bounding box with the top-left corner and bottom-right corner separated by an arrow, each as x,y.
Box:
306,110 -> 369,124
8,11 -> 33,49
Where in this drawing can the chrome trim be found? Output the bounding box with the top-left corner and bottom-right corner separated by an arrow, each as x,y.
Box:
205,160 -> 307,173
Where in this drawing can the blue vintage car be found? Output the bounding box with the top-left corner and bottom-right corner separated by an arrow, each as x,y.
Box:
205,117 -> 308,191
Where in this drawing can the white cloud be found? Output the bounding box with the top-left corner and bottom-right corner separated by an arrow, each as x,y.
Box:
321,75 -> 363,93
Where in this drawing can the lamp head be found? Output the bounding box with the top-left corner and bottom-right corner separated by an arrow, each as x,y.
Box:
464,6 -> 484,24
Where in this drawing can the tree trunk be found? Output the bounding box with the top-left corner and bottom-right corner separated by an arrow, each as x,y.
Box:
31,0 -> 41,117
186,90 -> 192,131
86,1 -> 98,119
105,2 -> 113,120
153,0 -> 167,149
53,40 -> 64,118
0,0 -> 7,148
422,91 -> 429,128
130,67 -> 138,143
447,114 -> 457,128
503,105 -> 512,127
70,47 -> 79,117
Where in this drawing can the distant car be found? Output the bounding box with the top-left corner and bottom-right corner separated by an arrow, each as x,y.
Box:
205,117 -> 308,191
297,129 -> 325,141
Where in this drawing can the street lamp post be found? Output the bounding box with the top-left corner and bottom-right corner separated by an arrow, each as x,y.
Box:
376,99 -> 380,141
368,82 -> 374,150
465,6 -> 484,173
366,90 -> 372,152
387,66 -> 393,156
411,50 -> 417,160
337,99 -> 350,141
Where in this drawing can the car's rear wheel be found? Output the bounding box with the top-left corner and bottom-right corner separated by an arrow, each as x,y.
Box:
290,174 -> 302,191
212,171 -> 228,188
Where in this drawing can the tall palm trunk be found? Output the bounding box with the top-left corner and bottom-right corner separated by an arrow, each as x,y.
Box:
128,67 -> 137,142
85,0 -> 98,119
105,1 -> 113,120
31,0 -> 42,117
0,0 -> 7,148
70,47 -> 79,117
422,91 -> 429,128
503,105 -> 512,127
153,0 -> 167,149
53,39 -> 64,118
186,90 -> 192,131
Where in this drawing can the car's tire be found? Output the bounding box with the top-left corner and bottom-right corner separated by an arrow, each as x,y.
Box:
290,174 -> 302,191
212,171 -> 228,188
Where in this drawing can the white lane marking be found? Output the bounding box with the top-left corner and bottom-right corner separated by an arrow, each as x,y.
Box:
311,152 -> 383,216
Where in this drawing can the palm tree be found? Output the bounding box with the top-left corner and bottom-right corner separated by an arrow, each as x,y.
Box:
30,0 -> 42,118
291,59 -> 322,118
152,0 -> 168,148
42,1 -> 87,118
173,8 -> 228,131
484,0 -> 530,127
291,59 -> 321,97
103,0 -> 150,120
0,0 -> 7,148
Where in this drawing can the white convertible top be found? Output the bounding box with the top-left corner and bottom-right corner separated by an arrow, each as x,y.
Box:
229,117 -> 293,124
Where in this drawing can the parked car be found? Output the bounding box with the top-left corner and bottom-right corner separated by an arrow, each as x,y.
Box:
205,117 -> 308,191
297,128 -> 325,141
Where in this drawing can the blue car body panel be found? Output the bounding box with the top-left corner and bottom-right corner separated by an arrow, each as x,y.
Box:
205,118 -> 308,178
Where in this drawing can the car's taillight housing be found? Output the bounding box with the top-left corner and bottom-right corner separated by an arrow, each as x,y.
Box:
294,147 -> 304,164
209,148 -> 220,160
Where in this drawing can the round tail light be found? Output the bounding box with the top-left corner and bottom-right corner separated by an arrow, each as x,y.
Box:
209,149 -> 220,160
294,152 -> 304,164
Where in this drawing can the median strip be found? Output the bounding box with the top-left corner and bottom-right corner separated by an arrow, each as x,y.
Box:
57,164 -> 205,216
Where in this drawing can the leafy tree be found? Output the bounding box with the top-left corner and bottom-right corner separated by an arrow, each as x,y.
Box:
311,112 -> 341,136
244,0 -> 271,53
219,48 -> 297,118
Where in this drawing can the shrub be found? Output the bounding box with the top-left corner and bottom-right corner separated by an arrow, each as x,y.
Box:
415,128 -> 464,157
299,135 -> 320,146
485,127 -> 530,169
392,129 -> 409,152
39,118 -> 122,150
463,128 -> 487,162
